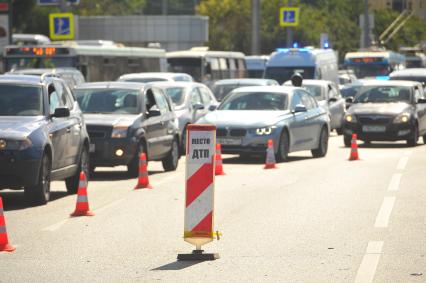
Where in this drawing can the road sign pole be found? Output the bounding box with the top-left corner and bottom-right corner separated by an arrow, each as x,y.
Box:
286,0 -> 293,47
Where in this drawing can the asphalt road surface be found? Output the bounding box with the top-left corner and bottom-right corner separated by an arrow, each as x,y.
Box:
1,133 -> 425,282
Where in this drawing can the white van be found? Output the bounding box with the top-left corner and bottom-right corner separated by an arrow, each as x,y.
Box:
264,47 -> 338,84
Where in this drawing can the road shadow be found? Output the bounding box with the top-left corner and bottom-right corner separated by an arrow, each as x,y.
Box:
90,169 -> 164,181
222,154 -> 313,165
151,260 -> 203,271
339,142 -> 422,149
0,190 -> 68,211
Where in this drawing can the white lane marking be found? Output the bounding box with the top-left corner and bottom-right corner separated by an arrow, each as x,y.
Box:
43,219 -> 69,232
354,241 -> 384,283
387,173 -> 402,192
95,198 -> 125,214
374,197 -> 396,228
397,156 -> 409,170
404,150 -> 413,157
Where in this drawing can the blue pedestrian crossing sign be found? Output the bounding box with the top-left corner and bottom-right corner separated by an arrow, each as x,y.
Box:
49,13 -> 74,40
280,7 -> 300,27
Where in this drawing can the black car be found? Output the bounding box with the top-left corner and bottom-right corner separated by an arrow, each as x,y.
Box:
0,75 -> 90,204
343,80 -> 426,147
74,82 -> 180,176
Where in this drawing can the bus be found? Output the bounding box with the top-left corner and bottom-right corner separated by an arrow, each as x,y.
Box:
245,55 -> 269,78
3,42 -> 167,82
344,50 -> 406,79
399,47 -> 426,68
264,47 -> 338,84
166,47 -> 247,87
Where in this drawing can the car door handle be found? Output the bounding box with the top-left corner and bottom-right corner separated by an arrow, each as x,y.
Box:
66,127 -> 71,133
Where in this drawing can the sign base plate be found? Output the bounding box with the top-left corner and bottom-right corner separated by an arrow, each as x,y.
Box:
177,250 -> 219,261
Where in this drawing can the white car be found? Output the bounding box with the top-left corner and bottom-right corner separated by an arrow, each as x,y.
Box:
117,72 -> 193,83
284,79 -> 346,134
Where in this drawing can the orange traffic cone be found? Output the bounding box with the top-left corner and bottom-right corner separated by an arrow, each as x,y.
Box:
70,172 -> 94,217
349,133 -> 360,161
134,153 -> 153,189
264,139 -> 277,169
215,144 -> 226,176
0,197 -> 16,252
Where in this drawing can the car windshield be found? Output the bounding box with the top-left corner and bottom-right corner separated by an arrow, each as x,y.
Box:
164,87 -> 185,106
0,84 -> 43,116
341,85 -> 362,98
75,88 -> 140,114
212,83 -> 258,101
122,78 -> 168,83
354,86 -> 412,103
219,92 -> 288,111
302,85 -> 324,100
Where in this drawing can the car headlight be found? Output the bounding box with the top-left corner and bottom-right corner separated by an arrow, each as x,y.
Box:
393,113 -> 411,124
255,126 -> 276,135
111,126 -> 129,138
345,114 -> 357,123
0,138 -> 32,150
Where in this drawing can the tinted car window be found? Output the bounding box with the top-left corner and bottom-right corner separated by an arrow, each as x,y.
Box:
291,92 -> 302,109
122,78 -> 168,83
0,84 -> 43,116
219,92 -> 288,111
299,91 -> 316,109
341,84 -> 362,98
303,84 -> 324,100
199,87 -> 213,104
75,88 -> 140,114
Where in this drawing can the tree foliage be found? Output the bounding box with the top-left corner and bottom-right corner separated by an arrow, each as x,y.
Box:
197,0 -> 425,59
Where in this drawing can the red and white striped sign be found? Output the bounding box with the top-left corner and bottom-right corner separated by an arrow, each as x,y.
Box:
184,124 -> 216,244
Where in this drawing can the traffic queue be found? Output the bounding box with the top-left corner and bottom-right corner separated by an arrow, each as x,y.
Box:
1,44 -> 426,206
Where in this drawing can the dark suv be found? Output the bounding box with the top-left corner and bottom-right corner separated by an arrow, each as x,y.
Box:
0,75 -> 90,204
74,82 -> 180,176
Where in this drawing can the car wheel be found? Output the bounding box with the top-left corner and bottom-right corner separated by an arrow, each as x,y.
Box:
162,138 -> 179,171
180,126 -> 188,155
344,135 -> 351,147
25,153 -> 51,205
276,130 -> 290,162
127,142 -> 145,178
336,128 -> 343,135
311,127 -> 329,158
407,125 -> 419,147
65,146 -> 89,194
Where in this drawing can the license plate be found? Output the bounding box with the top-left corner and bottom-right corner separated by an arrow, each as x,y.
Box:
217,138 -> 242,145
362,125 -> 386,132
89,144 -> 96,153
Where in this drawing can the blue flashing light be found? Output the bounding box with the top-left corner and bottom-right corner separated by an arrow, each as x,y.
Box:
293,42 -> 299,48
276,48 -> 289,53
375,76 -> 390,80
323,41 -> 329,49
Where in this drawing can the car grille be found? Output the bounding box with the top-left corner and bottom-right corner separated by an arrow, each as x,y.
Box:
87,125 -> 112,139
358,115 -> 392,125
216,128 -> 247,137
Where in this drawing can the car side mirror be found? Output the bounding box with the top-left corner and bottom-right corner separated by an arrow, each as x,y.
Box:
328,97 -> 338,103
51,107 -> 70,118
293,104 -> 307,113
417,98 -> 426,104
208,105 -> 217,111
193,103 -> 205,111
148,108 -> 161,117
345,97 -> 354,104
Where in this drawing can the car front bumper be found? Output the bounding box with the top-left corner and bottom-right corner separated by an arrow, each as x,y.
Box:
217,132 -> 280,155
89,137 -> 138,167
0,149 -> 42,189
343,121 -> 415,141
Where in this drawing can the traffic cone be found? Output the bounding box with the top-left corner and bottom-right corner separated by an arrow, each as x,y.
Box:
264,139 -> 277,169
215,144 -> 226,176
134,153 -> 153,189
349,133 -> 360,161
70,172 -> 94,217
0,197 -> 16,252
